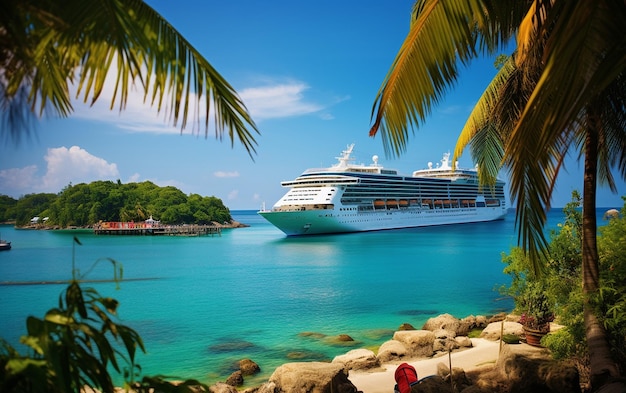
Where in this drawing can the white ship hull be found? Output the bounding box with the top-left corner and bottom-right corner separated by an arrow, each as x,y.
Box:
258,144 -> 508,236
259,205 -> 507,236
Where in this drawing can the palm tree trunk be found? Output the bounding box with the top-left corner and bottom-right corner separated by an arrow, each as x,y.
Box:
582,111 -> 621,391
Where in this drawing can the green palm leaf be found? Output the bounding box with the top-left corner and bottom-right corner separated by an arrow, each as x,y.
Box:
1,0 -> 259,155
370,0 -> 525,157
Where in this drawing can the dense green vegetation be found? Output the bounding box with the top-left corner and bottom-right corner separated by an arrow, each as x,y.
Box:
501,192 -> 626,380
0,181 -> 231,227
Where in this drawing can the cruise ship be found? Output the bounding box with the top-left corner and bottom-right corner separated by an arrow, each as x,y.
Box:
258,144 -> 507,236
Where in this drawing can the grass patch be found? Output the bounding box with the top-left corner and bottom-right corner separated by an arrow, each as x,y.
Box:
502,334 -> 520,344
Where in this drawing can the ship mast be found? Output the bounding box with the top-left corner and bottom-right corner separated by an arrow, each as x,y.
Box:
334,143 -> 355,169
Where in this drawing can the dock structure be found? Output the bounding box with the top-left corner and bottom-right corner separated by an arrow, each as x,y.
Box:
94,222 -> 221,236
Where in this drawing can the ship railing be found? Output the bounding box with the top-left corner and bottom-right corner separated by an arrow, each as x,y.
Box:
272,204 -> 334,212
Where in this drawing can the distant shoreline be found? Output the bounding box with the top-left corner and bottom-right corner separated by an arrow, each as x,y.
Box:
3,220 -> 249,231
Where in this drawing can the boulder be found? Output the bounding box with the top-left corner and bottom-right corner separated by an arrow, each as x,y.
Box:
411,375 -> 453,393
255,381 -> 277,393
266,362 -> 358,393
332,348 -> 380,370
422,314 -> 460,334
458,315 -> 488,336
448,368 -> 472,391
209,382 -> 238,393
433,338 -> 460,353
433,328 -> 456,339
436,362 -> 473,391
454,336 -> 473,348
437,361 -> 451,377
494,344 -> 580,393
239,358 -> 261,375
225,370 -> 243,386
474,315 -> 488,326
377,339 -> 409,362
480,321 -> 523,341
393,330 -> 436,358
464,366 -> 510,393
542,362 -> 581,393
324,334 -> 360,347
487,313 -> 507,323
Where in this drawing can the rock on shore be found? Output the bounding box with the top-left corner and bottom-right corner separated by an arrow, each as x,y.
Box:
205,313 -> 580,393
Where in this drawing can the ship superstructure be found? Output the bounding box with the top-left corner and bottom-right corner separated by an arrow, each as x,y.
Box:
258,144 -> 507,236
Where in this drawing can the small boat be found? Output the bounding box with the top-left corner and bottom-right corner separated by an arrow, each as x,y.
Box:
0,239 -> 11,251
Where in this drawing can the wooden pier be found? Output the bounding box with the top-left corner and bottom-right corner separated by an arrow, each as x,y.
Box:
94,222 -> 221,236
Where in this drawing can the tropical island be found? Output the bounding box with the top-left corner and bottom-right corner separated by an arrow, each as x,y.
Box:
0,180 -> 243,230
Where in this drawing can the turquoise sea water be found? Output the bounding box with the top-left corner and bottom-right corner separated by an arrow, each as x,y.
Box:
0,208 -> 613,386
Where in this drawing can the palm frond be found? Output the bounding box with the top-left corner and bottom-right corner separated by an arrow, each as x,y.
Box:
1,0 -> 259,156
514,1 -> 626,157
370,0 -> 527,157
591,74 -> 626,191
454,57 -> 515,182
370,0 -> 482,157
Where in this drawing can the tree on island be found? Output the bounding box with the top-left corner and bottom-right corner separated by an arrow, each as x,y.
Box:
370,1 -> 625,390
1,181 -> 232,227
1,0 -> 258,155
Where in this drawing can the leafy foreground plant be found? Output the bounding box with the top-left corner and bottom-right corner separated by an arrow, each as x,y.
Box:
501,193 -> 626,386
0,237 -> 207,393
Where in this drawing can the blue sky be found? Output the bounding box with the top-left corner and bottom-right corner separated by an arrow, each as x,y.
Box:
1,0 -> 624,210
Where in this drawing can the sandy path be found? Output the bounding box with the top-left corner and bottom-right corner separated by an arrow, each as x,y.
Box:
348,338 -> 502,393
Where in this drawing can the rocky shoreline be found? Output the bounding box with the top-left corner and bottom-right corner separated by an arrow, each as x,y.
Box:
162,313 -> 580,393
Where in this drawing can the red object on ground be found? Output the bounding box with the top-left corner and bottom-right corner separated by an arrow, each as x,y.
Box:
394,363 -> 418,393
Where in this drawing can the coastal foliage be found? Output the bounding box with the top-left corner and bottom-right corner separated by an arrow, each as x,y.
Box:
0,195 -> 18,222
0,180 -> 231,227
1,0 -> 258,155
501,193 -> 626,371
0,238 -> 208,393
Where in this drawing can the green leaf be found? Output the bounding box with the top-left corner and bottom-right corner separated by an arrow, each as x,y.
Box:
5,357 -> 48,374
44,310 -> 73,326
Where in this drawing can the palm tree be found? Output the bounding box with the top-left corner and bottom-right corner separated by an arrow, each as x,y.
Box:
370,0 -> 626,390
0,0 -> 258,155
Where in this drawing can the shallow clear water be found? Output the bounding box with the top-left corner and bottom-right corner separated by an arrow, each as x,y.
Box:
0,208 -> 605,386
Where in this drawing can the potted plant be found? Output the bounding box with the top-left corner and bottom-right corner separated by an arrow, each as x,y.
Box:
518,282 -> 554,346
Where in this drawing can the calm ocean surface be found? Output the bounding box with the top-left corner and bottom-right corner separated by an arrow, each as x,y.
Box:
0,208 -> 612,386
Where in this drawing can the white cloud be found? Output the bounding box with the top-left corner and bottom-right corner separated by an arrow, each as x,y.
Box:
227,189 -> 239,200
69,65 -> 329,132
239,82 -> 323,120
42,146 -> 119,190
214,171 -> 240,178
71,85 -> 180,134
0,165 -> 40,193
0,146 -> 119,197
127,173 -> 141,183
